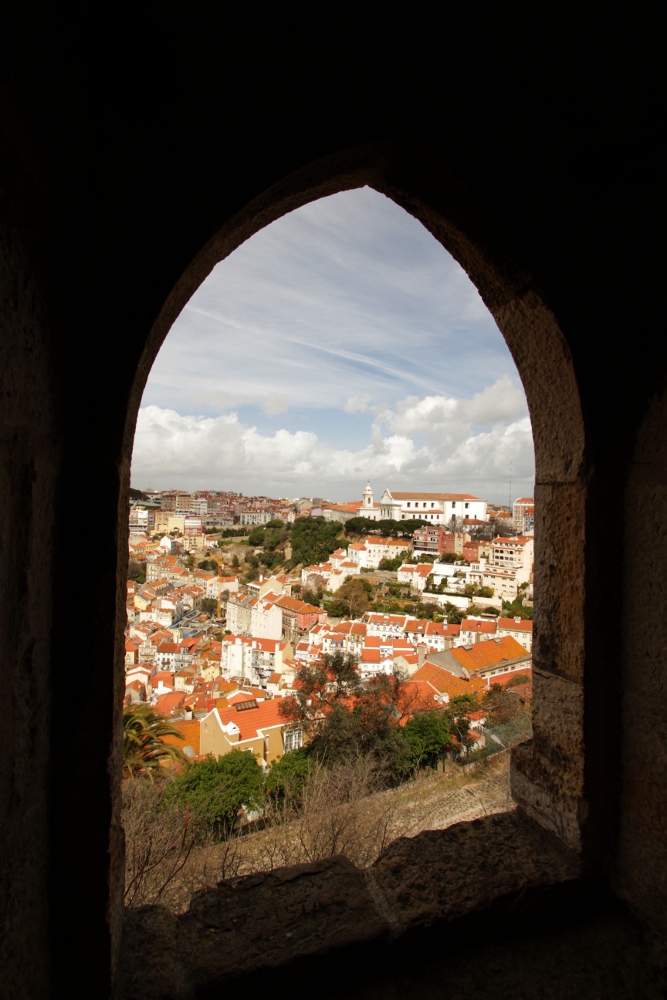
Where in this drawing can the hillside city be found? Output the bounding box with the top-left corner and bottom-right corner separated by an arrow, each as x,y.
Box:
123,483 -> 534,908
126,488 -> 534,728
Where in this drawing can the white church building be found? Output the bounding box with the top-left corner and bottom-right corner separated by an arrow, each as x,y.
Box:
356,483 -> 488,524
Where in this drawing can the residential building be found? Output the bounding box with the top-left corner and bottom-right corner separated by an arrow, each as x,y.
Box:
457,618 -> 497,646
346,536 -> 411,569
496,616 -> 533,652
200,698 -> 301,767
489,536 -> 534,581
321,502 -> 359,522
363,612 -> 417,638
513,497 -> 535,533
437,635 -> 532,686
396,562 -> 433,591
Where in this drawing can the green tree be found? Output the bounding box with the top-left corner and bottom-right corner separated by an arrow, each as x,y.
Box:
403,710 -> 453,771
266,747 -> 311,804
232,554 -> 240,568
199,597 -> 218,615
281,655 -> 410,782
248,527 -> 266,547
164,751 -> 265,836
325,577 -> 371,618
262,527 -> 282,552
501,596 -> 533,620
280,651 -> 363,730
378,556 -> 403,571
287,516 -> 343,567
123,705 -> 188,779
127,558 -> 145,584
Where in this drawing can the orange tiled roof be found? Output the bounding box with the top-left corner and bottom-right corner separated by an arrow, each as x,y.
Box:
497,617 -> 533,632
450,636 -> 529,672
409,662 -> 486,699
153,691 -> 186,715
461,619 -> 497,633
215,698 -> 296,742
162,718 -> 201,756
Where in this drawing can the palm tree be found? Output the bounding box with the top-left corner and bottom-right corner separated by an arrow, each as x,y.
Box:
123,704 -> 189,779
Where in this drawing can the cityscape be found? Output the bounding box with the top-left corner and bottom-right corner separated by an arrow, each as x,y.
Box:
124,479 -> 535,909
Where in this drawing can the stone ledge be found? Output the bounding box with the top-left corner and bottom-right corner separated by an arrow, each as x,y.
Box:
116,809 -> 580,999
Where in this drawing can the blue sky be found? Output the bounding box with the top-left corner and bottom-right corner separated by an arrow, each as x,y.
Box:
132,187 -> 534,503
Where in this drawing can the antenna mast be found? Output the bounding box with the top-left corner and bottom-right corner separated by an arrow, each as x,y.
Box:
509,459 -> 512,512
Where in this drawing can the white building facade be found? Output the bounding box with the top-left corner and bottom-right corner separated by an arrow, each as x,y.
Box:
357,483 -> 487,524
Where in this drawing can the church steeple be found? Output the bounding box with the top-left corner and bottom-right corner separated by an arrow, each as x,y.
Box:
363,481 -> 374,508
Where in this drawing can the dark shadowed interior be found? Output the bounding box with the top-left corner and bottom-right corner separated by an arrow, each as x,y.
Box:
0,9 -> 665,998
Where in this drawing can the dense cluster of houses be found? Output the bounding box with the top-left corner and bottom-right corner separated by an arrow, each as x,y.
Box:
125,486 -> 534,770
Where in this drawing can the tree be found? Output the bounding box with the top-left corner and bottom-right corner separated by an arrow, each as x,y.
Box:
232,554 -> 240,568
483,683 -> 527,725
263,521 -> 284,552
123,705 -> 188,779
403,710 -> 453,771
287,517 -> 342,567
197,559 -> 217,571
326,577 -> 371,618
164,751 -> 265,836
127,558 -> 145,583
248,527 -> 266,547
501,596 -> 533,620
280,651 -> 363,730
445,697 -> 477,756
266,747 -> 311,804
199,597 -> 218,616
378,556 -> 403,571
281,655 -> 410,782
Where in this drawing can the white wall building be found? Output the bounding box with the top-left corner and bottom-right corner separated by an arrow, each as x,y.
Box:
346,536 -> 411,569
357,483 -> 488,523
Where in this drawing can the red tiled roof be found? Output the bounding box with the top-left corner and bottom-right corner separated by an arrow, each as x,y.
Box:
215,698 -> 296,741
153,691 -> 186,715
162,718 -> 201,756
461,619 -> 497,633
497,617 -> 533,632
410,662 -> 486,699
450,636 -> 530,672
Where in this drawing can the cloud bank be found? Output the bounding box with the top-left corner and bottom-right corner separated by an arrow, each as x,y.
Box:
132,376 -> 534,501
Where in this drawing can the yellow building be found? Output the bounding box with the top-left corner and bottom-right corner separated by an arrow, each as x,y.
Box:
199,697 -> 301,766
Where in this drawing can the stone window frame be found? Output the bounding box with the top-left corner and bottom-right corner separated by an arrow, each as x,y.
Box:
115,138 -> 598,983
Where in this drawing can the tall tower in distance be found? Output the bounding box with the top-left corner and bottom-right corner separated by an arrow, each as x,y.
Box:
363,481 -> 374,509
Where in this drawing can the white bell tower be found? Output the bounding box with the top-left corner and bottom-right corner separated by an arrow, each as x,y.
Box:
363,481 -> 374,509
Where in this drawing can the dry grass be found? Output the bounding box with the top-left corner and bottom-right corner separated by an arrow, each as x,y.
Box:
122,753 -> 512,913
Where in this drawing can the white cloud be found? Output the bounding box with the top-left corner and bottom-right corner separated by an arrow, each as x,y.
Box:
134,189 -> 534,502
131,377 -> 534,501
344,394 -> 373,413
263,393 -> 289,416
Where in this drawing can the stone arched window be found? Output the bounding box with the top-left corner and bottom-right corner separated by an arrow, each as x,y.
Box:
127,140 -> 587,857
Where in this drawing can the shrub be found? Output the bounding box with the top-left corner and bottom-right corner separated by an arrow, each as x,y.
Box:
164,751 -> 265,837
